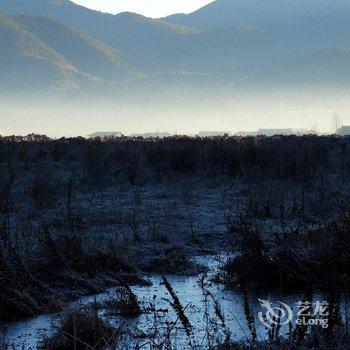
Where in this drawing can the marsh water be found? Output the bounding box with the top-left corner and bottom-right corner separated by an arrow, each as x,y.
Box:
1,254 -> 348,349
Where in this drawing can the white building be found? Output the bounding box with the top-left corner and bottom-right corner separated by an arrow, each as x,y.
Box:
131,132 -> 172,138
88,132 -> 123,138
234,131 -> 257,136
258,128 -> 293,136
337,126 -> 350,136
198,131 -> 230,137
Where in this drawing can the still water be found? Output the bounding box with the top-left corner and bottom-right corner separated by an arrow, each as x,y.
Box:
1,254 -> 347,349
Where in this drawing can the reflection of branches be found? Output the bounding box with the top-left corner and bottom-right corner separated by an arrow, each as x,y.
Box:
243,290 -> 257,342
162,276 -> 193,338
199,273 -> 232,345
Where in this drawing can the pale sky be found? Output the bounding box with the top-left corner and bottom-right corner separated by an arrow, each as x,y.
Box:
72,0 -> 213,18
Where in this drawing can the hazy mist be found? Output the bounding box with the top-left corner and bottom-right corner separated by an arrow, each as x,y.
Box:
1,85 -> 349,137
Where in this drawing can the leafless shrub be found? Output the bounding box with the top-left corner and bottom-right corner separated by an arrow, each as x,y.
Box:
102,286 -> 141,317
39,305 -> 121,350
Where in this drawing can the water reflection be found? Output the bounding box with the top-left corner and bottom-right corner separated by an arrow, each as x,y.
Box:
2,254 -> 349,349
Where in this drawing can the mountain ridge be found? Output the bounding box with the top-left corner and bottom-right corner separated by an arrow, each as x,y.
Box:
0,11 -> 91,92
0,0 -> 202,71
2,0 -> 350,92
13,14 -> 139,80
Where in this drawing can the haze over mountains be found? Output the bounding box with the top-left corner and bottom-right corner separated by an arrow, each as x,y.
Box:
2,0 -> 350,91
1,0 -> 350,136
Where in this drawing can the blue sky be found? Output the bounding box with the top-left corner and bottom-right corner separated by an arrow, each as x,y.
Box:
72,0 -> 213,17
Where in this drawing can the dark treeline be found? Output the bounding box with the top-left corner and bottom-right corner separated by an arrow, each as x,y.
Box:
0,134 -> 348,183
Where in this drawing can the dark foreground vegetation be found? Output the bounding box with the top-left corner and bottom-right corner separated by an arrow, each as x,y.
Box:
1,134 -> 350,348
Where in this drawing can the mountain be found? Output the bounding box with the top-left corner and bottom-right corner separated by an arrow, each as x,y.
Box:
164,0 -> 350,31
2,0 -> 350,91
0,0 -> 277,74
92,12 -> 199,70
4,0 -> 350,76
0,12 -> 90,92
0,0 -> 200,71
0,11 -> 138,93
13,15 -> 138,80
279,48 -> 350,85
164,0 -> 350,62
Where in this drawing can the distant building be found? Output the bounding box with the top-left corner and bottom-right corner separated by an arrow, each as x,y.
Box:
234,131 -> 257,136
198,131 -> 230,137
131,132 -> 172,138
88,132 -> 123,138
234,129 -> 315,137
258,128 -> 293,136
337,126 -> 350,136
291,128 -> 318,136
